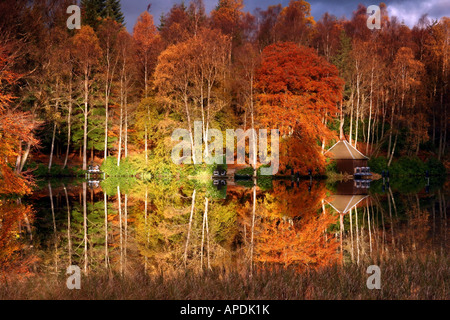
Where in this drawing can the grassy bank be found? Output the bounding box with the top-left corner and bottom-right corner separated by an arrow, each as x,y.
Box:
25,162 -> 85,178
369,156 -> 446,177
1,255 -> 448,300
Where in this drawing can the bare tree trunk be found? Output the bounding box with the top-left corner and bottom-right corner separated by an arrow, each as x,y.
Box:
200,81 -> 206,156
250,184 -> 256,275
387,103 -> 396,158
144,186 -> 148,270
355,100 -> 360,148
49,79 -> 60,172
48,121 -> 57,172
380,92 -> 387,143
64,184 -> 72,266
371,100 -> 378,155
15,141 -> 22,172
144,124 -> 148,165
387,133 -> 398,167
349,90 -> 354,145
104,64 -> 112,162
349,207 -> 354,262
184,189 -> 196,267
124,193 -> 128,271
18,142 -> 31,173
184,91 -> 195,164
367,202 -> 372,255
339,213 -> 344,261
83,72 -> 89,172
117,75 -> 124,167
366,63 -> 374,154
389,188 -> 398,216
83,181 -> 88,273
104,191 -> 109,269
63,77 -> 72,169
124,95 -> 128,159
205,197 -> 210,270
354,60 -> 361,148
200,198 -> 206,271
104,95 -> 109,161
250,74 -> 257,176
355,206 -> 360,265
321,117 -> 327,154
49,182 -> 58,272
117,185 -> 123,275
144,57 -> 148,99
387,189 -> 395,250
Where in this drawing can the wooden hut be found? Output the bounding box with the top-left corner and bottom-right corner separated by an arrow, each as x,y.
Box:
325,140 -> 369,175
325,194 -> 369,214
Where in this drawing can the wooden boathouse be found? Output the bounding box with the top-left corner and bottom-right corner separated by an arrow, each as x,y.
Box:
325,140 -> 369,176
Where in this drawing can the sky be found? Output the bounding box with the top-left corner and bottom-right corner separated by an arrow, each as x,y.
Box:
120,0 -> 450,32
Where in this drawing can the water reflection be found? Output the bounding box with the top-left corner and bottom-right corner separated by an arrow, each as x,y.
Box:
0,177 -> 447,277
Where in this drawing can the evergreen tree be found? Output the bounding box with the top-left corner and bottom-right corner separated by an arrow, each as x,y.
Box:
81,0 -> 124,28
104,0 -> 125,25
81,0 -> 106,28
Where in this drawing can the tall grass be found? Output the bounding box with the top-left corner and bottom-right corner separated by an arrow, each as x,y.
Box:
1,255 -> 448,300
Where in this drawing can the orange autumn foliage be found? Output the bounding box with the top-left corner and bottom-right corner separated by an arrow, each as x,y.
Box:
0,200 -> 37,278
255,181 -> 340,271
211,0 -> 244,37
133,11 -> 163,94
0,45 -> 39,195
255,217 -> 339,270
255,42 -> 344,173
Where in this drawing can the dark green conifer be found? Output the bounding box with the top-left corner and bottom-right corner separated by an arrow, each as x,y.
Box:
104,0 -> 125,25
81,0 -> 124,28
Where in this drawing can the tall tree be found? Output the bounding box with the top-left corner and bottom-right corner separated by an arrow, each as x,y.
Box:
104,0 -> 124,24
81,0 -> 106,28
159,2 -> 191,45
312,13 -> 342,61
255,5 -> 283,49
255,42 -> 344,173
155,41 -> 198,163
387,47 -> 424,166
116,30 -> 135,166
81,0 -> 124,28
234,43 -> 260,173
191,28 -> 231,154
211,0 -> 245,43
72,26 -> 102,171
98,18 -> 121,161
133,12 -> 163,164
133,11 -> 161,98
273,0 -> 315,45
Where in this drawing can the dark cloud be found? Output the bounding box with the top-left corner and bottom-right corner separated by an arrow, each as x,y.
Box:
388,0 -> 450,25
120,0 -> 450,32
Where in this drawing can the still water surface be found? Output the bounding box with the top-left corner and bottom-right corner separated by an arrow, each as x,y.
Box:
1,176 -> 448,276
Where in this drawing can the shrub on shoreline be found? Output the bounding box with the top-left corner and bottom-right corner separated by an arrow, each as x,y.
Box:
369,156 -> 446,176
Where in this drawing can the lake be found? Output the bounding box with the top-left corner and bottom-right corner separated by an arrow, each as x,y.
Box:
2,175 -> 447,279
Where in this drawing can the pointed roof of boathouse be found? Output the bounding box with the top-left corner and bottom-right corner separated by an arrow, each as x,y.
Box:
324,139 -> 368,160
325,194 -> 369,214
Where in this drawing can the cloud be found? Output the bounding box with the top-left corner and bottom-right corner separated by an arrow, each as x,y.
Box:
387,0 -> 450,26
120,0 -> 450,32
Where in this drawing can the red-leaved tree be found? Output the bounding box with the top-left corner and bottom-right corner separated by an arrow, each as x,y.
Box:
255,42 -> 344,173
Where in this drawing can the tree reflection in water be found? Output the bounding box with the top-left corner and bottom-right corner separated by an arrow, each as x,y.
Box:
0,178 -> 447,278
